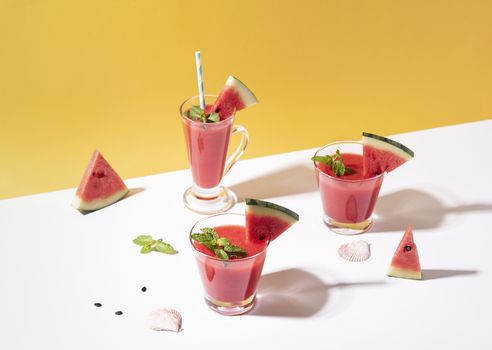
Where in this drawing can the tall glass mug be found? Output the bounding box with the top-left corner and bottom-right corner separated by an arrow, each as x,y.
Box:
190,213 -> 269,316
180,95 -> 249,214
313,141 -> 385,235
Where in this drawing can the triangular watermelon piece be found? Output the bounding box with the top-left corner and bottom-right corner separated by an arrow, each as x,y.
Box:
387,226 -> 422,280
212,76 -> 258,120
362,132 -> 414,177
72,150 -> 129,211
245,198 -> 299,243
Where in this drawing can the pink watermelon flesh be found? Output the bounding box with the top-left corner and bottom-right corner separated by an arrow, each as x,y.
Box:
72,150 -> 128,211
203,104 -> 214,115
388,226 -> 422,280
211,76 -> 257,120
245,199 -> 299,244
212,86 -> 245,120
363,144 -> 409,177
246,213 -> 293,243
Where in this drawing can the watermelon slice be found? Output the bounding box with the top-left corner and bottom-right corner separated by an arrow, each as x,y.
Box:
212,76 -> 258,120
71,150 -> 129,211
362,132 -> 414,177
387,226 -> 422,280
245,198 -> 299,243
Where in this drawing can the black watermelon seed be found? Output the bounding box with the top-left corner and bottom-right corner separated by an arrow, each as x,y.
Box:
94,303 -> 102,307
404,245 -> 412,251
141,286 -> 147,292
115,311 -> 123,315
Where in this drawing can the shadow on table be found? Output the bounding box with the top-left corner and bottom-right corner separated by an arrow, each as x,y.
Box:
78,187 -> 145,215
373,189 -> 492,232
250,268 -> 384,318
422,269 -> 479,280
230,164 -> 317,203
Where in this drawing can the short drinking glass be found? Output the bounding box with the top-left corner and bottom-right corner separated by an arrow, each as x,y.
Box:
189,213 -> 269,315
313,141 -> 385,235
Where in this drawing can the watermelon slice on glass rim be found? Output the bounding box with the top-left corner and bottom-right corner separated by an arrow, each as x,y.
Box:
212,76 -> 258,120
362,132 -> 414,177
71,150 -> 129,211
245,198 -> 299,243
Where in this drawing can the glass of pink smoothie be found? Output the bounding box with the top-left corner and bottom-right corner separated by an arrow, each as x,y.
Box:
189,213 -> 269,315
313,141 -> 385,235
180,95 -> 248,214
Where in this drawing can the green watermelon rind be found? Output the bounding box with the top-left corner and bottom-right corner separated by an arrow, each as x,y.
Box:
226,76 -> 258,108
245,198 -> 299,223
362,132 -> 414,160
72,188 -> 129,212
387,266 -> 422,280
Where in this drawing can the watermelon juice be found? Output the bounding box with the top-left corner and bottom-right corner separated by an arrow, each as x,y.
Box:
313,141 -> 384,234
180,95 -> 249,215
182,106 -> 232,189
190,213 -> 268,316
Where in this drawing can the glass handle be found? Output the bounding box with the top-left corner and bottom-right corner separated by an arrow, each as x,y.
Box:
223,125 -> 249,176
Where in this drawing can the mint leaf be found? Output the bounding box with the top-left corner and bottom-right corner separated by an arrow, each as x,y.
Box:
207,113 -> 220,123
224,245 -> 247,258
133,235 -> 154,246
312,150 -> 352,176
191,233 -> 214,245
188,106 -> 220,123
224,245 -> 246,253
191,233 -> 208,242
191,230 -> 218,252
332,160 -> 345,176
311,155 -> 332,166
133,234 -> 177,255
155,241 -> 178,255
217,237 -> 230,247
192,227 -> 248,260
215,249 -> 229,260
189,106 -> 205,121
201,228 -> 219,241
141,245 -> 153,254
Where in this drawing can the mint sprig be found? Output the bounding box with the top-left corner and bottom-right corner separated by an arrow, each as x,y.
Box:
191,228 -> 247,260
187,105 -> 220,123
312,149 -> 354,176
133,235 -> 178,255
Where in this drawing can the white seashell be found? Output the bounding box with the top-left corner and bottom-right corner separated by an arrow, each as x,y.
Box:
147,308 -> 183,332
338,240 -> 371,262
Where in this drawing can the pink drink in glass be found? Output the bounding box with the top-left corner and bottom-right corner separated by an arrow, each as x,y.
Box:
314,141 -> 384,234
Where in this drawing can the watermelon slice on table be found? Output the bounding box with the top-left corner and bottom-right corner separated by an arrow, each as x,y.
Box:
387,226 -> 422,280
245,198 -> 299,243
362,132 -> 414,177
212,76 -> 258,120
72,150 -> 129,211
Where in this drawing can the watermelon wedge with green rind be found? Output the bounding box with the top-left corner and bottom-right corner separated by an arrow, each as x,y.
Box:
245,198 -> 299,243
362,132 -> 414,177
72,150 -> 129,211
387,226 -> 422,280
212,76 -> 258,120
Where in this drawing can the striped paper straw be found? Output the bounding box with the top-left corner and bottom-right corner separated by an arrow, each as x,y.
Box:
195,51 -> 205,109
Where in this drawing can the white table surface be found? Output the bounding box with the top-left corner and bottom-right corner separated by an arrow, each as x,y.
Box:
1,120 -> 491,350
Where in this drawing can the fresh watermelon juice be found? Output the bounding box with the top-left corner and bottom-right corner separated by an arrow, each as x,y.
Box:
314,141 -> 384,234
182,109 -> 233,189
180,95 -> 249,215
190,214 -> 268,315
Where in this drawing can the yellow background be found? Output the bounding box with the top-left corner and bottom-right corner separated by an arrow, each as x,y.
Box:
1,0 -> 491,199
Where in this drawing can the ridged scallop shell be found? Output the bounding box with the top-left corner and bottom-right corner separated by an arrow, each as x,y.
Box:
338,240 -> 371,262
147,308 -> 183,332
